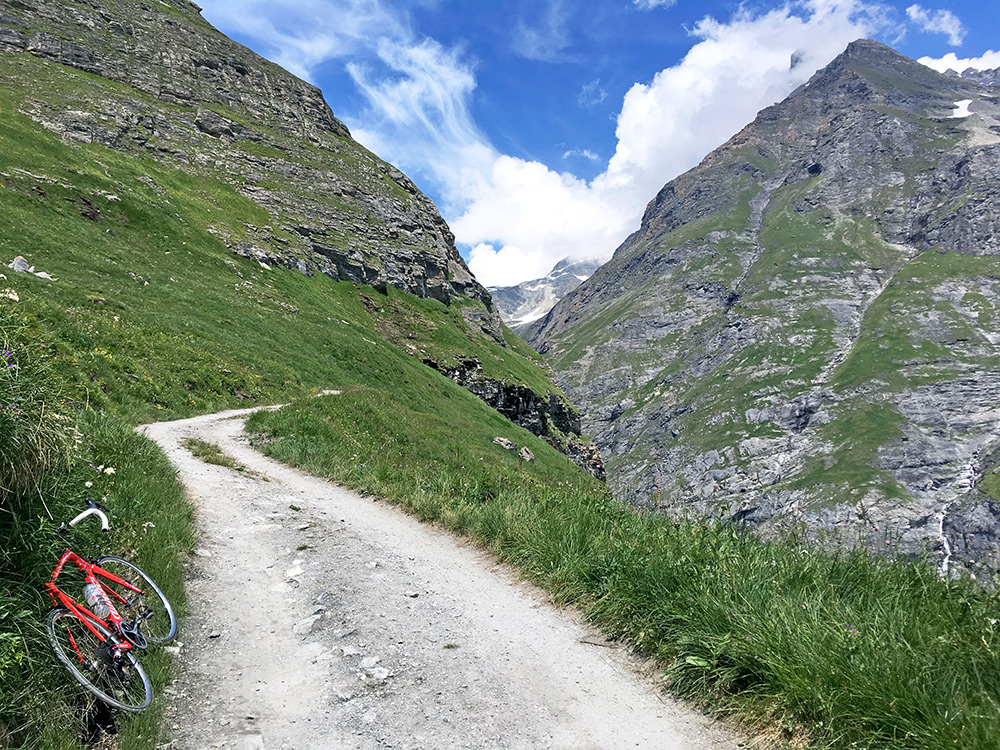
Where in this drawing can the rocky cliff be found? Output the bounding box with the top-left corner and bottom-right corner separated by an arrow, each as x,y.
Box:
0,0 -> 502,340
529,40 -> 1000,575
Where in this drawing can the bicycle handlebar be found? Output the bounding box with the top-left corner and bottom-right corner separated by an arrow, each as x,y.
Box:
63,498 -> 111,532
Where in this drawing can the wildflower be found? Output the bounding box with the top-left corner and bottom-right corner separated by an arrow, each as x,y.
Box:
0,289 -> 18,301
104,467 -> 115,475
85,481 -> 93,488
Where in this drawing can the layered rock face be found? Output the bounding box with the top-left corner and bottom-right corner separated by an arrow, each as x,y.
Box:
530,40 -> 1000,574
0,0 -> 502,340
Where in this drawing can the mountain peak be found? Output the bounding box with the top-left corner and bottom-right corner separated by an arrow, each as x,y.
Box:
794,37 -> 975,112
531,40 -> 1000,572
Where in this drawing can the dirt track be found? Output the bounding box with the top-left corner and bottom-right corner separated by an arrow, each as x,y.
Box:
141,408 -> 743,750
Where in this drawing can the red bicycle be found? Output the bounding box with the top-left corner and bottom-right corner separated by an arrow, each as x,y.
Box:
44,499 -> 177,712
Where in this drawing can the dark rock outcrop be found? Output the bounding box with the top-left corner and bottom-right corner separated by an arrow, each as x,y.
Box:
425,358 -> 606,480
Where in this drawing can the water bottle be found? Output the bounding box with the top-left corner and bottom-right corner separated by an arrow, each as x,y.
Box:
83,582 -> 110,618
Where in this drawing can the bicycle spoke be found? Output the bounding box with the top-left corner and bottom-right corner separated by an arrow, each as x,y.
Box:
47,609 -> 152,712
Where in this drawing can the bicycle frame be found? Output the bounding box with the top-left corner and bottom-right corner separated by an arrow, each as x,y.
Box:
44,549 -> 142,653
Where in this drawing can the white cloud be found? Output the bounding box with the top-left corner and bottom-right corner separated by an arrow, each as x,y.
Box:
906,5 -> 966,46
196,0 -> 404,81
456,156 -> 630,285
918,50 -> 1000,74
562,149 -> 600,161
461,0 -> 890,285
633,0 -> 677,9
468,243 -> 548,288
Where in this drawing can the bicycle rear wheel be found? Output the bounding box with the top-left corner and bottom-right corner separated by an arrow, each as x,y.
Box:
46,608 -> 152,712
94,556 -> 177,644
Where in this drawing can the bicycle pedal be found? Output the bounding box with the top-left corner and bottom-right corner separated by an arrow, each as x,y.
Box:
119,623 -> 148,650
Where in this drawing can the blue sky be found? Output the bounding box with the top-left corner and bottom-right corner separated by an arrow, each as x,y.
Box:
195,0 -> 999,286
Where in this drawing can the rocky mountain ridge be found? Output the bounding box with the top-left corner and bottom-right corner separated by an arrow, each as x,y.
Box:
0,0 -> 502,340
530,40 -> 1000,574
951,66 -> 1000,87
489,258 -> 602,331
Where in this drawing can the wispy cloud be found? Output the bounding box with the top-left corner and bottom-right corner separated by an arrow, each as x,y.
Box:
906,4 -> 966,46
511,1 -> 574,62
562,149 -> 600,161
578,78 -> 608,107
198,0 -> 496,212
633,0 -> 677,9
196,0 -> 404,80
345,36 -> 497,204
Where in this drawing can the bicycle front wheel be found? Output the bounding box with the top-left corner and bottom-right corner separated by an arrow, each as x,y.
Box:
47,608 -> 152,712
95,556 -> 177,644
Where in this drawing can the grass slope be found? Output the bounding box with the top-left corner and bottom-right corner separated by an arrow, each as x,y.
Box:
0,68 -> 566,748
1,310 -> 190,748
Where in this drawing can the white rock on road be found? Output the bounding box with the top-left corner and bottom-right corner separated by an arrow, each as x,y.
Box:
141,407 -> 744,750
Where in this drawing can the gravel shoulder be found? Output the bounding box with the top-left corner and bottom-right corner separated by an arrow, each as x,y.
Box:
141,408 -> 744,750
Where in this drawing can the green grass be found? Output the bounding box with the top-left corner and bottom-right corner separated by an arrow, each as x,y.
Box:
833,250 -> 1000,392
181,438 -> 247,472
0,48 -> 572,749
247,392 -> 1000,750
0,310 -> 191,747
790,402 -> 908,501
0,73 -> 558,424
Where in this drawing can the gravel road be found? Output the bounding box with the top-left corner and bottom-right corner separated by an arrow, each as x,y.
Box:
141,408 -> 744,750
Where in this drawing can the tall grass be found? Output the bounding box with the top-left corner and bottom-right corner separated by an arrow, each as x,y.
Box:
0,312 -> 76,502
248,392 -> 1000,750
0,310 -> 191,749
